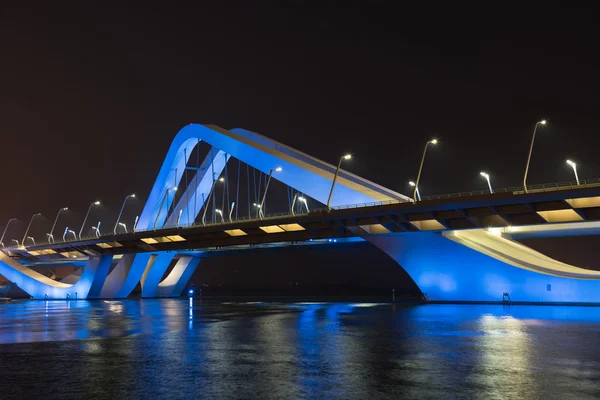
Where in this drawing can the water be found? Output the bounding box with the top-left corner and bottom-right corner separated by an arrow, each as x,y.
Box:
1,300 -> 599,399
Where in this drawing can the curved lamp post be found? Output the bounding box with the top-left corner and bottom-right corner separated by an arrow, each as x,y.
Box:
22,213 -> 41,247
92,222 -> 101,238
327,155 -> 351,210
413,139 -> 437,202
114,194 -> 135,235
48,207 -> 68,243
480,172 -> 493,193
0,218 -> 17,248
80,201 -> 100,239
215,209 -> 225,223
26,236 -> 35,246
523,120 -> 547,193
566,160 -> 580,185
409,181 -> 421,201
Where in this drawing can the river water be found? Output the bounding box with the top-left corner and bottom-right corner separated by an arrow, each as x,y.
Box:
0,299 -> 599,399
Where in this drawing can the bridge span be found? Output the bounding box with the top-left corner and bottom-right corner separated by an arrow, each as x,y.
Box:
2,124 -> 600,303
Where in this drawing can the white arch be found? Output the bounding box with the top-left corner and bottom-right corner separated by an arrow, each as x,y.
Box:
136,124 -> 408,232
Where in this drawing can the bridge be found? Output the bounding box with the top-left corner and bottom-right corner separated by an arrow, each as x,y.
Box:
2,124 -> 600,303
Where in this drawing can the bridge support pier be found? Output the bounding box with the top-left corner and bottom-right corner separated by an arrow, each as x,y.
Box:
366,232 -> 600,303
141,253 -> 201,298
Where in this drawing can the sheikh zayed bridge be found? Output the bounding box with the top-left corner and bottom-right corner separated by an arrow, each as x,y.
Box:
2,123 -> 600,303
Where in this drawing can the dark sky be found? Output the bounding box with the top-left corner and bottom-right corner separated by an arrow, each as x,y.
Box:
1,1 -> 599,226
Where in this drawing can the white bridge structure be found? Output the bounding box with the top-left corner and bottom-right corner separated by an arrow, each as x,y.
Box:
2,124 -> 600,303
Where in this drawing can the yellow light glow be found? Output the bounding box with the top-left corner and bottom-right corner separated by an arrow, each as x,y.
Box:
259,225 -> 285,233
279,223 -> 305,232
141,238 -> 160,244
165,235 -> 186,242
224,229 -> 248,236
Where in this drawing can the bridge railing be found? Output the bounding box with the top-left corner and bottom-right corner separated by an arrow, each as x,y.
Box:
420,178 -> 600,201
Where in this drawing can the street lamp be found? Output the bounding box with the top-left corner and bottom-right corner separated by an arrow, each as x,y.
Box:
118,222 -> 127,234
298,196 -> 309,213
480,172 -> 493,193
48,207 -> 68,243
409,181 -> 421,201
566,160 -> 580,185
253,203 -> 261,218
523,119 -> 547,193
133,216 -> 139,233
0,218 -> 17,248
176,209 -> 183,228
229,202 -> 235,222
114,194 -> 135,235
327,154 -> 351,210
92,222 -> 101,238
22,213 -> 41,246
413,139 -> 437,202
258,167 -> 282,219
26,236 -> 35,246
215,209 -> 225,223
80,201 -> 100,239
63,227 -> 77,242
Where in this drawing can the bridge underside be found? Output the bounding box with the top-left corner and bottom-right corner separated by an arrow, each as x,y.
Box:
367,231 -> 600,303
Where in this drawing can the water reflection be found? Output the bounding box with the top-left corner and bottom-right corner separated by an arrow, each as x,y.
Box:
1,301 -> 600,399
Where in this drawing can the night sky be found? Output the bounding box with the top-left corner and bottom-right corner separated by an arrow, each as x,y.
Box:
1,2 -> 600,288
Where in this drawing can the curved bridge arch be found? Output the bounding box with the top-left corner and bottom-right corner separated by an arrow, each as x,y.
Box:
136,124 -> 408,232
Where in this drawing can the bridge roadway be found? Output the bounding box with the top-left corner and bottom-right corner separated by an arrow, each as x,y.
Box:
13,183 -> 600,259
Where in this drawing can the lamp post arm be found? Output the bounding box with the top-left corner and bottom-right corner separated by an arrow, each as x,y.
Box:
327,157 -> 344,210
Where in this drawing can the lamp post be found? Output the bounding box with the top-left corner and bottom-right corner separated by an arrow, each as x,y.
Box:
22,213 -> 41,246
566,160 -> 580,185
133,216 -> 139,233
480,172 -> 493,193
253,203 -> 261,218
327,155 -> 351,210
92,222 -> 101,238
63,227 -> 76,242
409,181 -> 421,201
299,196 -> 309,213
154,187 -> 177,230
0,218 -> 17,248
215,209 -> 225,223
229,202 -> 235,222
258,167 -> 282,219
523,119 -> 547,193
413,139 -> 437,202
118,222 -> 127,234
114,194 -> 135,235
48,207 -> 68,243
26,236 -> 35,246
176,209 -> 183,228
79,201 -> 100,239
291,194 -> 299,216
202,175 -> 226,226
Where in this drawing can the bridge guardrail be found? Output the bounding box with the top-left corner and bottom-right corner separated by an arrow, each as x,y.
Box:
5,177 -> 600,251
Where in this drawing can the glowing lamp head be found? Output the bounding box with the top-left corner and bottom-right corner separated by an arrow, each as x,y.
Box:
62,207 -> 68,211
539,120 -> 547,125
566,159 -> 576,167
130,194 -> 136,198
430,139 -> 438,145
94,201 -> 100,205
275,167 -> 282,172
480,172 -> 489,178
408,181 -> 416,187
298,196 -> 307,202
343,154 -> 352,160
215,209 -> 223,214
172,186 -> 178,191
218,177 -> 225,182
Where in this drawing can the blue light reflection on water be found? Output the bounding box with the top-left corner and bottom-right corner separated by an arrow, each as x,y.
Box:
1,300 -> 600,399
